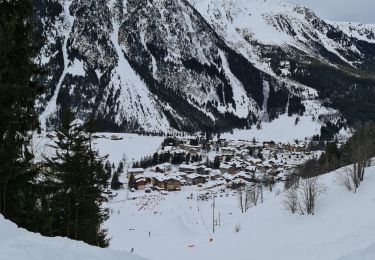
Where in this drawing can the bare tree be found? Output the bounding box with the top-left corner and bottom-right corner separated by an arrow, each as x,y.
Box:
283,182 -> 299,214
244,187 -> 251,212
335,168 -> 353,192
299,177 -> 326,215
344,123 -> 375,192
238,187 -> 245,213
238,185 -> 260,213
248,185 -> 260,208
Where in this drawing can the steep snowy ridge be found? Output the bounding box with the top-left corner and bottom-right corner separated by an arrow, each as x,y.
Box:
331,21 -> 375,44
189,0 -> 375,124
189,0 -> 375,70
0,215 -> 147,260
106,16 -> 170,131
35,0 -> 375,132
117,0 -> 270,130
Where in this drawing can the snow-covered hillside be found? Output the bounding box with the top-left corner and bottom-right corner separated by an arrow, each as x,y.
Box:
221,99 -> 349,142
105,165 -> 375,260
0,215 -> 147,260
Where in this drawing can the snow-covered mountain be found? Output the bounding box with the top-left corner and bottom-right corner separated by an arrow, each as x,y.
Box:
0,214 -> 146,260
35,0 -> 375,132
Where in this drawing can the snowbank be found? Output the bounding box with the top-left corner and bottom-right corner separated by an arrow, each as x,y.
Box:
0,215 -> 147,260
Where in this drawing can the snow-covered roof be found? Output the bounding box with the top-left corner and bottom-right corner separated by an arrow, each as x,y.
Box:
128,168 -> 145,173
222,173 -> 234,180
179,164 -> 198,170
221,147 -> 236,151
220,163 -> 232,169
186,173 -> 207,179
246,166 -> 256,171
135,178 -> 145,183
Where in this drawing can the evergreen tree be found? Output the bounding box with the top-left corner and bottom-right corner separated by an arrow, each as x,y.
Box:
0,0 -> 44,229
213,157 -> 221,169
104,161 -> 112,179
128,173 -> 136,190
133,161 -> 140,168
205,157 -> 210,167
171,152 -> 185,164
152,152 -> 159,165
117,161 -> 124,173
111,171 -> 121,190
185,153 -> 191,164
45,109 -> 109,247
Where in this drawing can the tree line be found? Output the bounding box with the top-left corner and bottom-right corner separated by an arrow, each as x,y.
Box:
296,123 -> 375,181
283,122 -> 375,215
133,151 -> 203,169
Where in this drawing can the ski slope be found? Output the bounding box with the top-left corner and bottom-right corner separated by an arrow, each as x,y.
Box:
105,165 -> 375,260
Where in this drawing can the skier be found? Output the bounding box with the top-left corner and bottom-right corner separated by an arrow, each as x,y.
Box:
149,231 -> 151,237
130,248 -> 134,254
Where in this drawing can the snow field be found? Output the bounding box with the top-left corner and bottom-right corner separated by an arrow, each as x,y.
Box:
105,164 -> 375,260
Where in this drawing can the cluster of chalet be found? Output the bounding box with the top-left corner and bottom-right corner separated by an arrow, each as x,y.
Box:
125,137 -> 317,191
127,163 -> 181,191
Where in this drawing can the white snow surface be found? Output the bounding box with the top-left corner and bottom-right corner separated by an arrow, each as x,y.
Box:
66,58 -> 86,77
105,164 -> 375,260
0,215 -> 147,260
221,100 -> 336,142
31,132 -> 164,165
222,113 -> 320,142
94,133 -> 165,164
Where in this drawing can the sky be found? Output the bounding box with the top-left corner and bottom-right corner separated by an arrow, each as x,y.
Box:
286,0 -> 375,24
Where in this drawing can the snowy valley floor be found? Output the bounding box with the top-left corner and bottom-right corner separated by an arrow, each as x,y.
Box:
105,166 -> 375,260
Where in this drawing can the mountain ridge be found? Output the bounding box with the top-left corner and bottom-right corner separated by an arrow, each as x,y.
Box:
35,0 -> 375,133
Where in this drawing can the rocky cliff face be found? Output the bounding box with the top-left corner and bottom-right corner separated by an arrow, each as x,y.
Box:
35,0 -> 375,132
